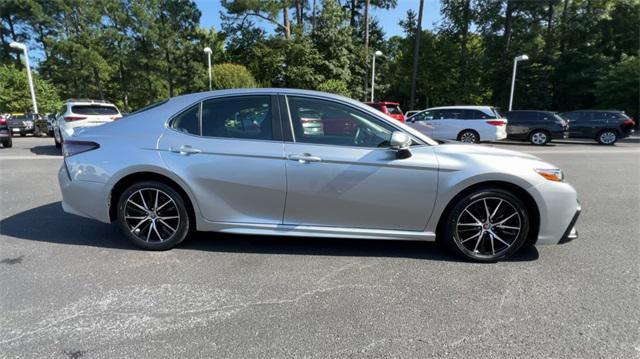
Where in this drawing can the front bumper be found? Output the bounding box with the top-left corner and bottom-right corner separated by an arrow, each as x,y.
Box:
558,202 -> 581,244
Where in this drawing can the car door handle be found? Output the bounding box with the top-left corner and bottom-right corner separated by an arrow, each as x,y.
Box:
288,153 -> 322,163
169,145 -> 201,155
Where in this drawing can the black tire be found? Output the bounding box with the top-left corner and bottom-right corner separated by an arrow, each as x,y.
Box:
54,129 -> 62,148
1,138 -> 12,148
596,130 -> 617,145
529,130 -> 550,145
457,129 -> 480,143
117,181 -> 191,250
442,188 -> 530,262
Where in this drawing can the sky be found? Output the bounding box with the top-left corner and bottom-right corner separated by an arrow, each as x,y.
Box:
194,0 -> 444,38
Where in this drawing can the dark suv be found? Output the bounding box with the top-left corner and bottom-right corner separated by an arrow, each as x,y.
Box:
560,110 -> 635,145
503,110 -> 569,145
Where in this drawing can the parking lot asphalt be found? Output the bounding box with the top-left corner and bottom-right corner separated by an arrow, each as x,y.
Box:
1,136 -> 639,358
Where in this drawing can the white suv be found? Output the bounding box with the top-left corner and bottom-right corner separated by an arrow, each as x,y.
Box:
406,106 -> 507,143
54,99 -> 122,148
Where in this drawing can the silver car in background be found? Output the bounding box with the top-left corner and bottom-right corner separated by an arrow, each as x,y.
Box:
58,89 -> 580,262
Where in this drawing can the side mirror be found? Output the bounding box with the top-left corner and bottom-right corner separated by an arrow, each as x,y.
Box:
390,131 -> 412,159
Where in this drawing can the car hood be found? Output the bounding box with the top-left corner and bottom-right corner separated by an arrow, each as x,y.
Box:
433,143 -> 542,161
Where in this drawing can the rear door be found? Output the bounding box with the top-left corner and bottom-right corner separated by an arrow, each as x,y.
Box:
565,111 -> 589,138
158,95 -> 287,224
431,109 -> 460,140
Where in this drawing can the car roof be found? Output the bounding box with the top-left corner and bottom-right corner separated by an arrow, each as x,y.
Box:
426,105 -> 495,110
66,99 -> 117,106
506,110 -> 556,113
562,109 -> 623,113
364,101 -> 400,105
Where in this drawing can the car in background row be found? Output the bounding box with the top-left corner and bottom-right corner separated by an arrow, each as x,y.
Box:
365,101 -> 405,122
0,114 -> 12,148
406,106 -> 507,143
404,110 -> 423,119
6,113 -> 42,136
560,110 -> 635,145
54,99 -> 122,148
503,110 -> 569,145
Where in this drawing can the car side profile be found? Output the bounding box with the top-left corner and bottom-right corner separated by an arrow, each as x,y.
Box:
406,106 -> 507,143
58,89 -> 580,262
560,110 -> 635,145
504,110 -> 569,145
54,99 -> 122,148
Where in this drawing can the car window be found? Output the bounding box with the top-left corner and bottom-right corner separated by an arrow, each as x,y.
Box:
201,96 -> 273,140
412,111 -> 433,122
436,109 -> 459,119
72,105 -> 119,115
288,96 -> 395,148
463,109 -> 494,119
386,105 -> 403,115
505,112 -> 519,122
519,111 -> 537,121
171,104 -> 200,135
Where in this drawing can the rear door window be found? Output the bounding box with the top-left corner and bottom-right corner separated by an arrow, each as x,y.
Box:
201,96 -> 273,140
464,109 -> 494,119
72,105 -> 119,116
171,104 -> 200,135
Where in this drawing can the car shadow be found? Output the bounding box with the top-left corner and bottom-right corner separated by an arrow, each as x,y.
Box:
1,202 -> 539,263
30,145 -> 61,156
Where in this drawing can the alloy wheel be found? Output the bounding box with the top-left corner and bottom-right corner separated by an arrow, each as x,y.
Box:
459,131 -> 478,143
124,188 -> 181,243
599,131 -> 616,144
454,197 -> 522,259
531,131 -> 547,145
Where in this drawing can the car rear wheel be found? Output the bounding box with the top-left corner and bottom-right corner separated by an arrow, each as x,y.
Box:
54,129 -> 62,148
458,130 -> 480,143
529,130 -> 550,145
117,181 -> 191,250
1,138 -> 12,148
442,188 -> 530,262
596,130 -> 617,145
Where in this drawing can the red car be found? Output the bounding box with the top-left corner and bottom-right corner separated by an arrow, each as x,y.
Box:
365,101 -> 405,122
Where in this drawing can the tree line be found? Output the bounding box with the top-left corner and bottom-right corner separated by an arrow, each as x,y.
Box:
1,0 -> 638,119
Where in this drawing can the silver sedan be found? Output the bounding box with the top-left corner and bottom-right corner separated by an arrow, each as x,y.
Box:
58,89 -> 580,262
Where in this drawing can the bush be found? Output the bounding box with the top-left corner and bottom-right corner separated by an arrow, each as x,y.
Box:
316,79 -> 351,97
212,63 -> 258,90
0,65 -> 61,114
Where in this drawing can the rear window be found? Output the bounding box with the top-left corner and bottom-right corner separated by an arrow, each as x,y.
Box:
72,105 -> 119,116
386,105 -> 403,115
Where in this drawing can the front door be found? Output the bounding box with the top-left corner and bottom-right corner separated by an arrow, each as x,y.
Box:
158,95 -> 286,224
281,95 -> 438,231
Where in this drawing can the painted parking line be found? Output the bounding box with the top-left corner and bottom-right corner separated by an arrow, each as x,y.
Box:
0,156 -> 62,160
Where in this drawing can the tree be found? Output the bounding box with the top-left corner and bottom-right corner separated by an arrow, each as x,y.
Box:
212,63 -> 257,89
317,79 -> 350,96
221,0 -> 291,39
596,55 -> 640,120
0,65 -> 61,113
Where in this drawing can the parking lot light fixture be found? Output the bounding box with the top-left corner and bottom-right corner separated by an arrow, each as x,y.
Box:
10,41 -> 38,114
509,54 -> 529,111
204,47 -> 213,91
371,50 -> 383,102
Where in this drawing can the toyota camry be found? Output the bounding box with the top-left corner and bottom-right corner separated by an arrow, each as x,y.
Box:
58,89 -> 580,262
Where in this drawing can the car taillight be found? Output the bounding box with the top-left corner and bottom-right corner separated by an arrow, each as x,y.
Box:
0,118 -> 5,125
110,115 -> 122,120
62,140 -> 100,157
623,118 -> 635,126
486,120 -> 506,126
63,115 -> 87,121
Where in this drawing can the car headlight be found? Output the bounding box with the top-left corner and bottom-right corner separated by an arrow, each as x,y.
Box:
535,168 -> 564,182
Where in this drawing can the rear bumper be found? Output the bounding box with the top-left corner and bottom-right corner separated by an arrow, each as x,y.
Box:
58,165 -> 111,223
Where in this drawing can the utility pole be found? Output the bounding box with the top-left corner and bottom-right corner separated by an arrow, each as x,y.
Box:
363,0 -> 370,101
409,0 -> 424,111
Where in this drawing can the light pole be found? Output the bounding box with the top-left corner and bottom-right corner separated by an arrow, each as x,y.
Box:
370,50 -> 383,102
508,54 -> 529,111
10,42 -> 38,114
204,47 -> 212,91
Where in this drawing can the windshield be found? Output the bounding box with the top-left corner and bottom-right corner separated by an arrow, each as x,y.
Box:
387,105 -> 403,115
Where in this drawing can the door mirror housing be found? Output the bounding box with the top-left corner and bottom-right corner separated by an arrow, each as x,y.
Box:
390,131 -> 412,159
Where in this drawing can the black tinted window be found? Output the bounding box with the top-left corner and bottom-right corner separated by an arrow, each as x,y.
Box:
201,96 -> 273,140
463,109 -> 494,119
519,111 -> 538,121
171,104 -> 200,135
386,105 -> 402,115
288,97 -> 395,148
72,105 -> 119,115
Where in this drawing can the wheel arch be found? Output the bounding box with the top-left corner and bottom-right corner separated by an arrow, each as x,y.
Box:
435,180 -> 540,246
108,171 -> 198,226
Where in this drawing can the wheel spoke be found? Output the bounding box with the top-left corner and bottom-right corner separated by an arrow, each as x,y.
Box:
490,200 -> 502,220
483,199 -> 491,222
127,199 -> 148,213
494,212 -> 517,226
146,222 -> 153,242
490,231 -> 511,247
131,218 -> 149,232
138,190 -> 149,210
464,209 -> 483,225
155,199 -> 172,212
458,222 -> 482,227
154,189 -> 159,211
461,230 -> 482,244
489,233 -> 495,255
125,215 -> 147,220
473,232 -> 483,252
496,224 -> 520,230
152,222 -> 163,241
157,218 -> 177,234
158,216 -> 179,220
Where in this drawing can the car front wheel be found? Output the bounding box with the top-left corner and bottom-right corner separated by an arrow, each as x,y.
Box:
117,181 -> 191,250
442,188 -> 530,262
